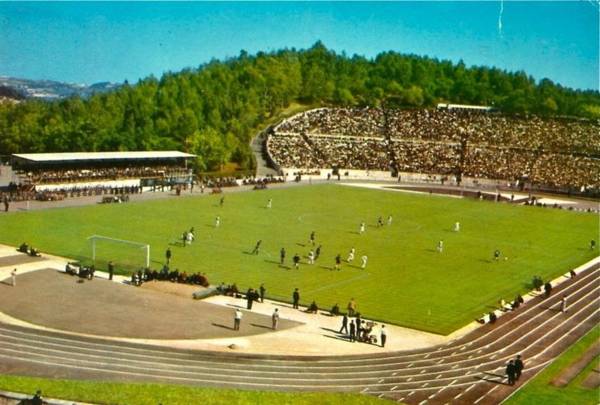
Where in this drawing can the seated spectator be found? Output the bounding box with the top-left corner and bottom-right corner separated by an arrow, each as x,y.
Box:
306,301 -> 319,313
18,242 -> 29,253
28,247 -> 41,257
330,303 -> 340,316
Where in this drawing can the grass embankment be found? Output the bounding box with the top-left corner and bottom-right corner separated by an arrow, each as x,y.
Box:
0,376 -> 392,405
504,326 -> 600,405
0,184 -> 596,334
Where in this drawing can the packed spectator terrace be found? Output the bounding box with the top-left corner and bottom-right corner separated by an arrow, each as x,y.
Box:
12,151 -> 194,186
268,108 -> 600,192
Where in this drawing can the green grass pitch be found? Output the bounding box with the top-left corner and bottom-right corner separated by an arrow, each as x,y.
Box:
0,184 -> 597,335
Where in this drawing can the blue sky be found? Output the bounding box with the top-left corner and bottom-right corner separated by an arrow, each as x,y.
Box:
0,1 -> 598,90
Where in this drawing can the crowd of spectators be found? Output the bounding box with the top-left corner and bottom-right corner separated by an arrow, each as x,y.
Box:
268,108 -> 599,191
19,165 -> 188,185
131,266 -> 210,287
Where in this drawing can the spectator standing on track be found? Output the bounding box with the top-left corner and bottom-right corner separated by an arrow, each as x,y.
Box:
292,288 -> 300,309
259,284 -> 266,303
380,325 -> 387,348
544,282 -> 552,298
108,261 -> 114,281
246,288 -> 257,310
11,268 -> 17,286
339,314 -> 348,334
506,360 -> 517,385
165,248 -> 172,265
3,196 -> 8,212
561,295 -> 568,313
234,308 -> 242,331
514,355 -> 525,380
349,319 -> 356,342
272,308 -> 279,330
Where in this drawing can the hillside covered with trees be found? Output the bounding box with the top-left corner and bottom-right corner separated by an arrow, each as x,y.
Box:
1,42 -> 598,171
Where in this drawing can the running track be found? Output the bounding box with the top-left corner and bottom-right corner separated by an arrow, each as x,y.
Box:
0,262 -> 598,405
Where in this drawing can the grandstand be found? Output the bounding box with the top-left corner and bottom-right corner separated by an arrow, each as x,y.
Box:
4,151 -> 195,200
267,108 -> 600,195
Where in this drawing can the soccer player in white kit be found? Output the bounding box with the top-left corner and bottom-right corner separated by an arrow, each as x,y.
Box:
437,240 -> 444,253
347,247 -> 355,262
387,215 -> 393,226
267,199 -> 272,209
308,250 -> 315,264
361,255 -> 368,269
454,222 -> 460,232
359,222 -> 365,234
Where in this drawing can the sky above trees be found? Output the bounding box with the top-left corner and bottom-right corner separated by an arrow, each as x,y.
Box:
0,1 -> 597,90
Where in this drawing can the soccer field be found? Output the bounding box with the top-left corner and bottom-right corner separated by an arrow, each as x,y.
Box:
1,184 -> 597,335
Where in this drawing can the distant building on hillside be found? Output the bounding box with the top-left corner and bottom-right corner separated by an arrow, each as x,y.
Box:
436,103 -> 494,112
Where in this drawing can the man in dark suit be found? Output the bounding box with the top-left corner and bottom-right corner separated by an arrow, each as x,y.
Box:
506,360 -> 517,385
259,284 -> 266,303
292,288 -> 300,309
514,355 -> 524,380
165,248 -> 172,265
339,314 -> 348,334
108,261 -> 114,281
349,320 -> 356,342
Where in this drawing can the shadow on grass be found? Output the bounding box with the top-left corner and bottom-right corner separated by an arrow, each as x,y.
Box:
263,259 -> 281,266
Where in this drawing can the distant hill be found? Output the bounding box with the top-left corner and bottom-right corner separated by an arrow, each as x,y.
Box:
0,76 -> 120,100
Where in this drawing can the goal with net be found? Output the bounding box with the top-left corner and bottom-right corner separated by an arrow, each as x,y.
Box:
88,235 -> 150,271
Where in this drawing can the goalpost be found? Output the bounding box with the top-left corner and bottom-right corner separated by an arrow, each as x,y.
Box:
88,235 -> 150,269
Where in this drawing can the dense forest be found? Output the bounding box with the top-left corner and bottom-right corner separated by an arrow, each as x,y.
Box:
1,42 -> 598,171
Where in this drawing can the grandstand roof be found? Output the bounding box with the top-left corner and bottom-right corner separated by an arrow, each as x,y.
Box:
12,151 -> 196,163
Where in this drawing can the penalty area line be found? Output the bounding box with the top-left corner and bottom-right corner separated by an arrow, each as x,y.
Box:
304,272 -> 371,296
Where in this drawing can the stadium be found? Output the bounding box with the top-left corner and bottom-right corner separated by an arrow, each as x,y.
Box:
0,102 -> 598,405
0,3 -> 599,404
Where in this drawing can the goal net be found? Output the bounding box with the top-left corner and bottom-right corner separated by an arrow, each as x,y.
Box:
88,235 -> 150,272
